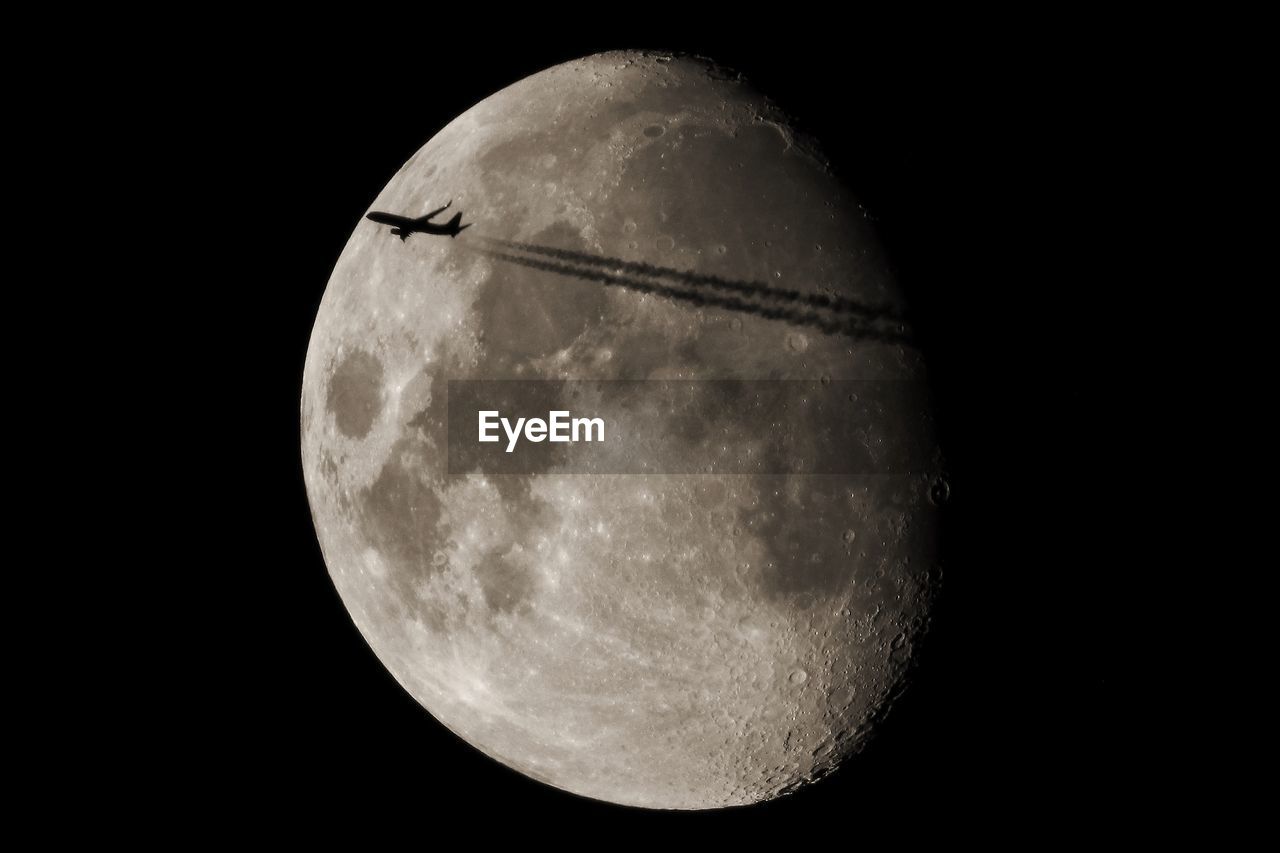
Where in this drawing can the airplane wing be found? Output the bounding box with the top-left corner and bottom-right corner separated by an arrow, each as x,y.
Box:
416,201 -> 452,223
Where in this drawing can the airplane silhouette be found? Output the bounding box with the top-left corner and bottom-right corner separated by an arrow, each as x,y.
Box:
366,201 -> 471,240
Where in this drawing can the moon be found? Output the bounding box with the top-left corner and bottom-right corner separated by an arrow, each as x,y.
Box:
301,51 -> 942,809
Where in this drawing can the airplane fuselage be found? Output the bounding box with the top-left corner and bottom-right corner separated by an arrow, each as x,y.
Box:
365,211 -> 416,229
366,207 -> 470,239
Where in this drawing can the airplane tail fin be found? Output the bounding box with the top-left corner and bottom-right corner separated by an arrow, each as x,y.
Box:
446,212 -> 469,236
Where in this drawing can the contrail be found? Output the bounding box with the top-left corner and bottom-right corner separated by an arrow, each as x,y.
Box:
475,237 -> 907,322
472,245 -> 914,345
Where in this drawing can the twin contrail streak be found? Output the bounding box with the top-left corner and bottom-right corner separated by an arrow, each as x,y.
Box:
479,238 -> 907,322
468,238 -> 913,345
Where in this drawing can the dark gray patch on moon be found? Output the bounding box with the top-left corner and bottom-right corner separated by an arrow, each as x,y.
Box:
327,350 -> 384,439
474,548 -> 537,614
741,480 -> 863,602
359,439 -> 445,580
473,222 -> 609,367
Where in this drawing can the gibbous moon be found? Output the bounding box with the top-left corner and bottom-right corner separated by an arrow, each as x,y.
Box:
301,51 -> 941,809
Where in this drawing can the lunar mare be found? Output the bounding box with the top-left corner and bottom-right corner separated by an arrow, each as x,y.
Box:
301,51 -> 941,809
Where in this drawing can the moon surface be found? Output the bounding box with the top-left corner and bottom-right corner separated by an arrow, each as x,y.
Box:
301,51 -> 941,809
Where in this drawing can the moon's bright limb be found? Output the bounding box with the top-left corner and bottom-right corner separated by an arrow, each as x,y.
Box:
301,51 -> 941,810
